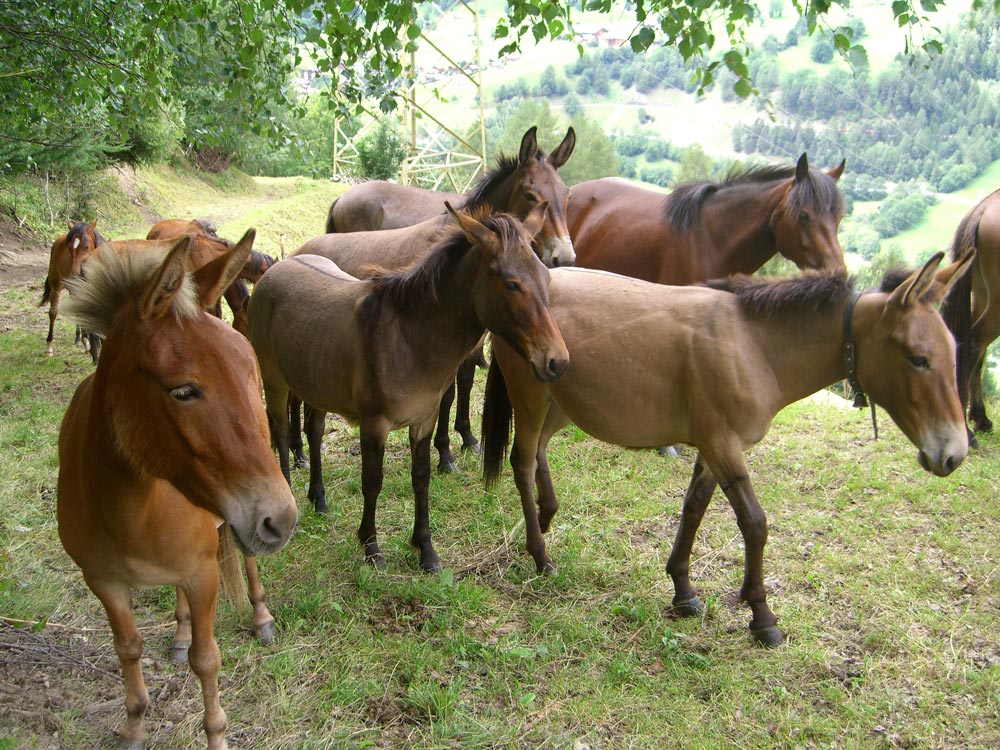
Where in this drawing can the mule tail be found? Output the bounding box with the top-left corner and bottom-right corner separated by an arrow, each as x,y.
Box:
39,276 -> 51,306
217,525 -> 252,620
325,199 -> 339,234
482,353 -> 513,490
940,219 -> 978,410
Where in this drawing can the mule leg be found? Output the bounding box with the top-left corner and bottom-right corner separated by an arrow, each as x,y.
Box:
86,576 -> 150,750
243,556 -> 277,645
455,353 -> 480,453
263,384 -> 292,484
968,347 -> 993,433
358,420 -> 389,569
303,404 -> 329,513
708,452 -> 782,647
45,289 -> 59,356
434,380 -> 459,473
87,331 -> 101,365
288,394 -> 308,468
180,565 -> 228,750
664,455 -> 718,618
510,426 -> 554,574
409,419 -> 442,572
535,405 -> 571,534
172,587 -> 192,664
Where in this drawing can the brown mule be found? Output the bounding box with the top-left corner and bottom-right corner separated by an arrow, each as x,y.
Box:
483,253 -> 972,647
58,237 -> 298,749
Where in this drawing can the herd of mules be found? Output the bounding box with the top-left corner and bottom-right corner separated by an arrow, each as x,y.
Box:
35,127 -> 997,747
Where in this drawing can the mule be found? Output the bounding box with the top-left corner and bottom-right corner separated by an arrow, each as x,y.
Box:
304,127 -> 576,471
248,204 -> 568,571
941,187 -> 1000,438
39,219 -> 106,359
482,253 -> 972,646
326,126 -> 577,268
567,153 -> 847,282
58,235 -> 298,749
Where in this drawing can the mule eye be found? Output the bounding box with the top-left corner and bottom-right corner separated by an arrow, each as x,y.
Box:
798,210 -> 811,225
524,192 -> 538,204
909,355 -> 930,370
170,385 -> 201,401
504,279 -> 522,293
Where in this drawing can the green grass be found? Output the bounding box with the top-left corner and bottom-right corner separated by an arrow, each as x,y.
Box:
3,168 -> 1000,750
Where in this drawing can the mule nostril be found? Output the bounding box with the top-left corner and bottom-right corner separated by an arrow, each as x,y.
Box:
260,516 -> 280,543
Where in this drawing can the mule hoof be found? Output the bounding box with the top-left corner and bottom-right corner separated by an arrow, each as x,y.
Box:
118,737 -> 147,750
366,552 -> 387,570
658,445 -> 679,457
170,642 -> 190,665
537,561 -> 557,575
672,597 -> 704,618
751,624 -> 784,648
462,441 -> 481,455
256,619 -> 277,646
292,451 -> 308,469
422,559 -> 444,574
310,494 -> 329,513
437,459 -> 458,474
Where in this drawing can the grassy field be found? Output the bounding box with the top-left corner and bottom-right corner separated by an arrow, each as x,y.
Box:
2,167 -> 1000,749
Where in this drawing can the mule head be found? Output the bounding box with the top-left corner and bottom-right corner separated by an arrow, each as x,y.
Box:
66,219 -> 101,277
856,250 -> 975,476
771,153 -> 847,275
101,234 -> 297,555
445,202 -> 569,382
510,126 -> 577,269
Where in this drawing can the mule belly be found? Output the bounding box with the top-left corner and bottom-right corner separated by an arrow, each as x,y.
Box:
551,360 -> 689,448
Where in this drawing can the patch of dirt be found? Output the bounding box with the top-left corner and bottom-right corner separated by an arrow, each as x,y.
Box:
0,219 -> 50,293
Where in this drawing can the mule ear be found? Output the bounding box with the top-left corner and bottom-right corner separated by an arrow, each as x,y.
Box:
888,251 -> 944,311
928,248 -> 976,304
521,200 -> 549,238
548,127 -> 576,169
795,153 -> 809,183
192,228 -> 255,309
445,201 -> 495,250
67,220 -> 75,231
140,235 -> 192,322
829,159 -> 846,181
518,126 -> 539,165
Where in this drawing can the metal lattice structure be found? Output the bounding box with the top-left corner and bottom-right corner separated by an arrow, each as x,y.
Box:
332,0 -> 487,190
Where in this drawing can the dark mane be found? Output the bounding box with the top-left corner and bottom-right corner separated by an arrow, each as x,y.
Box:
705,272 -> 854,317
459,154 -> 519,211
664,162 -> 844,232
68,221 -> 107,247
368,209 -> 521,313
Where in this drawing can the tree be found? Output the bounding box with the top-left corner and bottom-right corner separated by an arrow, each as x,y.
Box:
675,144 -> 715,184
355,117 -> 406,180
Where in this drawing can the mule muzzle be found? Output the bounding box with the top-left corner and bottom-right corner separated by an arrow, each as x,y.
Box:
916,430 -> 968,477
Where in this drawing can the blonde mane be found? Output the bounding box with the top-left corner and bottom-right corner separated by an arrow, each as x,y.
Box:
64,243 -> 200,336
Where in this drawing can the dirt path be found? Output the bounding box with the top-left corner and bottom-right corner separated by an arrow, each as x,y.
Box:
0,221 -> 50,293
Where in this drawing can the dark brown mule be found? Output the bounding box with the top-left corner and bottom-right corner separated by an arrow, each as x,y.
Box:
483,254 -> 971,646
39,219 -> 106,359
326,126 -> 577,267
567,153 -> 847,282
941,188 -> 1000,439
248,205 -> 568,571
58,237 -> 298,749
306,127 -> 576,472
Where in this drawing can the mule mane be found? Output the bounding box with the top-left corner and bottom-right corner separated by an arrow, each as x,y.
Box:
368,210 -> 521,313
460,154 -> 520,211
705,272 -> 854,317
64,245 -> 200,336
665,162 -> 844,232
